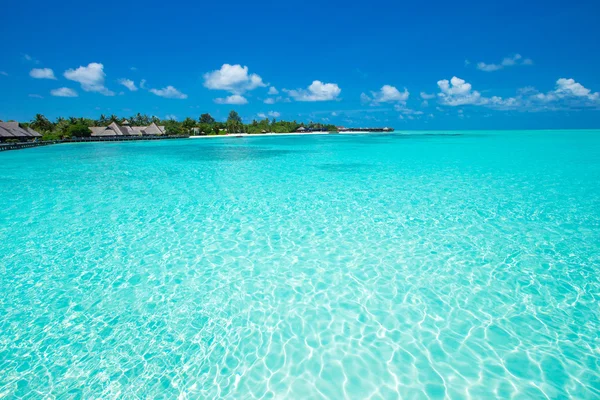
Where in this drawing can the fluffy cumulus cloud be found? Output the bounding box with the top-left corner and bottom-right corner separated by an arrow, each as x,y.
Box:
551,78 -> 599,100
420,92 -> 435,100
149,85 -> 188,99
64,63 -> 114,95
361,85 -> 409,104
284,80 -> 341,101
531,78 -> 600,107
435,76 -> 600,112
476,54 -> 533,72
50,87 -> 78,97
214,94 -> 248,105
30,68 -> 56,79
118,78 -> 137,91
437,77 -> 485,106
203,64 -> 266,94
268,86 -> 279,95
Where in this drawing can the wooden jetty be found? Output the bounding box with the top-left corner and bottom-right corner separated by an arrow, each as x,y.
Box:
0,135 -> 189,152
337,127 -> 394,132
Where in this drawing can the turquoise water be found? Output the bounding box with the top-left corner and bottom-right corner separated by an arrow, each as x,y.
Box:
1,131 -> 599,398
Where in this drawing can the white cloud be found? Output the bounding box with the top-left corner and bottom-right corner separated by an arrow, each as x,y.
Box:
435,76 -> 599,112
118,78 -> 137,91
165,114 -> 178,121
437,76 -> 485,106
529,78 -> 600,108
476,63 -> 503,72
362,85 -> 409,104
331,112 -> 338,116
554,78 -> 599,100
264,96 -> 286,104
203,64 -> 266,94
30,68 -> 56,79
501,54 -> 522,67
394,104 -> 424,115
29,94 -> 43,98
476,54 -> 533,72
214,94 -> 248,104
420,92 -> 435,100
51,87 -> 78,97
64,63 -> 114,95
257,112 -> 280,119
23,54 -> 40,64
150,85 -> 188,99
268,86 -> 279,95
285,80 -> 341,101
130,67 -> 137,71
140,79 -> 147,89
436,77 -> 518,109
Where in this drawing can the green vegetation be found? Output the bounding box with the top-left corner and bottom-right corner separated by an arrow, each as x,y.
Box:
67,123 -> 91,138
16,111 -> 338,140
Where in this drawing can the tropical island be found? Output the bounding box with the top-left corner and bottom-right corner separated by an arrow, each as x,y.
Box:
4,111 -> 340,142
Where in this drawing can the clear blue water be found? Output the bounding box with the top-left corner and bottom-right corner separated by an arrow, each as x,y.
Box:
1,131 -> 599,399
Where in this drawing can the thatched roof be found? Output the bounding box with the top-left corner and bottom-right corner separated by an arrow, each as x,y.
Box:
0,122 -> 41,138
89,127 -> 107,135
143,122 -> 165,135
89,121 -> 166,136
130,127 -> 145,135
26,127 -> 42,137
108,122 -> 127,135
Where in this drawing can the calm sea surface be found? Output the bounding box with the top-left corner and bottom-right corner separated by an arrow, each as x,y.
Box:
1,131 -> 599,398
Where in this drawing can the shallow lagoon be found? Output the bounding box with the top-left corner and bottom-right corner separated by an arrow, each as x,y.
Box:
1,131 -> 599,398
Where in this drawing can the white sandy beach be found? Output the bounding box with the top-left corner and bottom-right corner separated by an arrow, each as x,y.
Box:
189,131 -> 389,139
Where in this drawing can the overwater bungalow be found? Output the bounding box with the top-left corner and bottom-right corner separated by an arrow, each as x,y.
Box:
0,122 -> 42,142
89,121 -> 166,137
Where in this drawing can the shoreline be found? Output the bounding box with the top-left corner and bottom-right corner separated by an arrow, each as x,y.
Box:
189,131 -> 391,139
189,132 -> 333,139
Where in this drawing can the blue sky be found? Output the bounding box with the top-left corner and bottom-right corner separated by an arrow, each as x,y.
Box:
1,0 -> 599,129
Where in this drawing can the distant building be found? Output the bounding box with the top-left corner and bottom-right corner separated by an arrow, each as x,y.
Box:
296,126 -> 306,132
0,122 -> 42,142
89,121 -> 166,137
